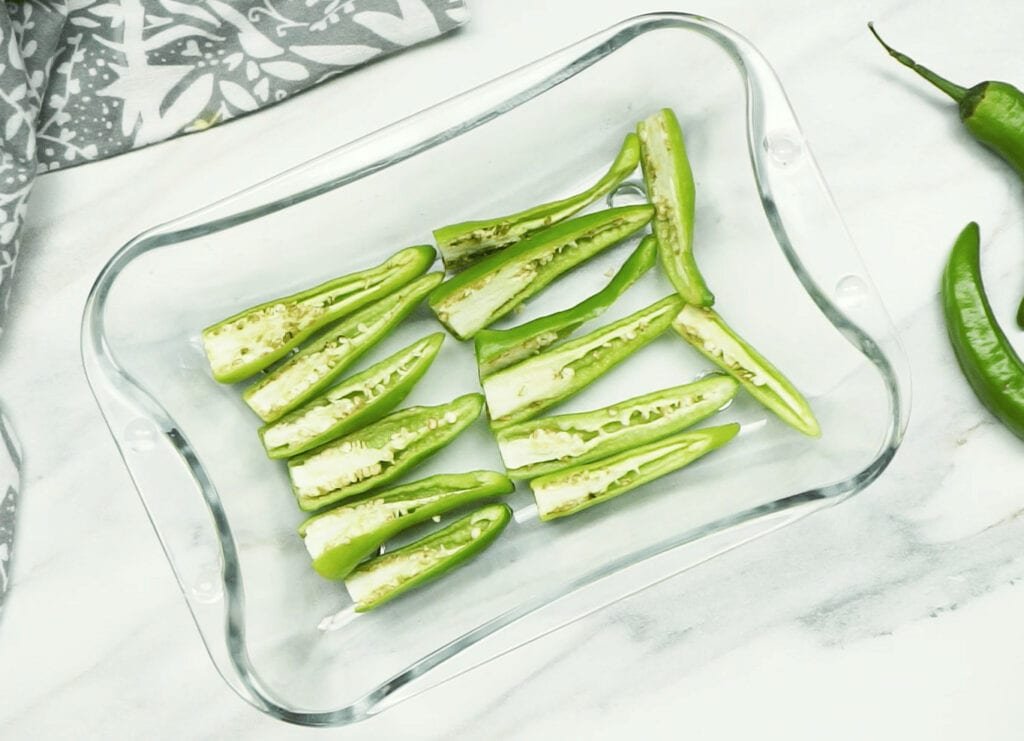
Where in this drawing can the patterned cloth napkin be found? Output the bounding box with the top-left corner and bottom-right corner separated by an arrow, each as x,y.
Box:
0,0 -> 468,615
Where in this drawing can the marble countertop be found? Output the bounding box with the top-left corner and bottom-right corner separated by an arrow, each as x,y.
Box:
4,1 -> 1024,738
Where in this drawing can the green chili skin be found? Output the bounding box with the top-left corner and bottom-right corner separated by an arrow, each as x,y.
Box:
258,333 -> 444,459
942,222 -> 1024,439
428,206 -> 653,340
531,423 -> 739,521
298,470 -> 514,580
672,305 -> 819,437
434,133 -> 641,271
496,374 -> 738,479
243,272 -> 443,422
345,504 -> 512,611
637,108 -> 714,307
288,393 -> 484,511
869,24 -> 1024,176
473,235 -> 658,377
482,295 -> 683,429
202,245 -> 435,383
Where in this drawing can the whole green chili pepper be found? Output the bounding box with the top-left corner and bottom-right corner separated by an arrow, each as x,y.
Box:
299,470 -> 513,580
672,305 -> 819,437
482,295 -> 683,429
258,333 -> 444,459
243,272 -> 443,422
473,235 -> 657,377
942,222 -> 1024,439
531,423 -> 739,521
201,245 -> 435,383
637,108 -> 714,307
869,24 -> 1024,176
496,373 -> 738,479
868,25 -> 1024,328
288,393 -> 484,511
345,503 -> 511,612
434,133 -> 641,271
428,206 -> 653,340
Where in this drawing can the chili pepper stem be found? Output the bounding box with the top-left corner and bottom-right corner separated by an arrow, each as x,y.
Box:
868,23 -> 968,103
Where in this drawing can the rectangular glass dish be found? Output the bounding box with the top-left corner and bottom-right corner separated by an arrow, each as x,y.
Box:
82,13 -> 910,726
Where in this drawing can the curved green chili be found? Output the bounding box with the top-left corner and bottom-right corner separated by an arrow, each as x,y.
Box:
299,470 -> 514,580
531,423 -> 739,521
637,108 -> 714,307
428,205 -> 653,340
201,245 -> 435,383
344,503 -> 511,612
258,333 -> 444,459
482,295 -> 683,429
243,272 -> 442,422
496,373 -> 738,479
434,133 -> 641,271
473,235 -> 657,377
942,222 -> 1024,438
288,393 -> 484,510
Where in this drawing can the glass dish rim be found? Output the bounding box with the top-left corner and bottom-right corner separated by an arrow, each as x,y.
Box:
80,11 -> 911,726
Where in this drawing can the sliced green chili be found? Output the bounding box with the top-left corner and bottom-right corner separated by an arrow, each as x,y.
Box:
531,423 -> 739,521
428,205 -> 653,340
942,222 -> 1024,438
258,333 -> 444,459
201,245 -> 435,383
345,503 -> 511,612
434,133 -> 641,271
637,109 -> 714,307
473,235 -> 657,377
672,305 -> 820,437
483,295 -> 683,429
496,374 -> 738,479
288,393 -> 484,511
299,470 -> 513,580
243,272 -> 443,422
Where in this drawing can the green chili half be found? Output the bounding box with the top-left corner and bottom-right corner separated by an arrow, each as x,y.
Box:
942,222 -> 1024,438
428,205 -> 653,340
531,423 -> 739,521
288,393 -> 484,511
496,373 -> 738,479
299,470 -> 513,580
258,333 -> 444,459
637,109 -> 714,307
434,133 -> 641,271
202,245 -> 435,383
243,272 -> 443,422
482,295 -> 683,429
473,235 -> 657,377
345,503 -> 512,611
671,305 -> 820,437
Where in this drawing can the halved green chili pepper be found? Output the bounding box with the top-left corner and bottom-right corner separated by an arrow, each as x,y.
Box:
201,245 -> 435,383
671,305 -> 820,437
299,470 -> 513,580
428,205 -> 653,340
637,109 -> 714,307
942,222 -> 1024,439
243,272 -> 443,422
434,133 -> 641,271
482,295 -> 683,429
258,333 -> 444,459
288,393 -> 484,511
473,235 -> 657,377
344,503 -> 511,612
496,373 -> 738,479
531,423 -> 739,521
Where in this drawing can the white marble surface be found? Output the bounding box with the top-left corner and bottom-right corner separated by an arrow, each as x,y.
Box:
4,1 -> 1024,738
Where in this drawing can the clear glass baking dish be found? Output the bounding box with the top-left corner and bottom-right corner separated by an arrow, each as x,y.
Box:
81,12 -> 910,726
